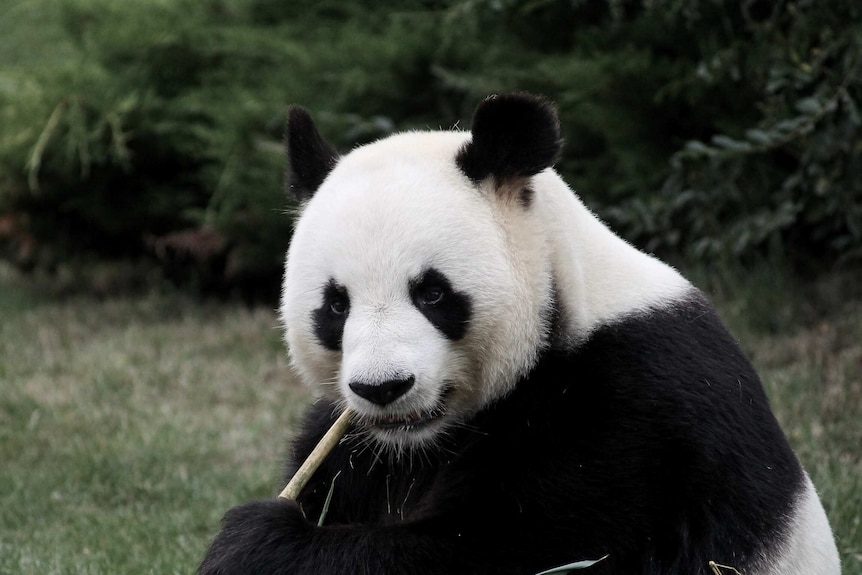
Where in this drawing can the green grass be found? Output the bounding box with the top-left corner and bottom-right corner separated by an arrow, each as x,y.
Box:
0,267 -> 310,574
1,264 -> 860,574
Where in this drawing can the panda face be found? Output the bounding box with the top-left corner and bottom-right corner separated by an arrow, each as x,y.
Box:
280,96 -> 566,452
281,130 -> 552,451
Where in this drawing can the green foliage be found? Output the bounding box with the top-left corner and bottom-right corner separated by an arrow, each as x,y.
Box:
614,0 -> 862,265
0,0 -> 294,297
1,0 -> 860,300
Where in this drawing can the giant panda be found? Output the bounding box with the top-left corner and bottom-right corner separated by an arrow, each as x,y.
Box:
198,93 -> 841,575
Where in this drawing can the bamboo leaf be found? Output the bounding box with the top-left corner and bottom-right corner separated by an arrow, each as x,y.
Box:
26,99 -> 67,192
744,129 -> 771,145
316,470 -> 342,527
711,135 -> 751,151
795,97 -> 822,115
535,554 -> 609,574
683,140 -> 713,155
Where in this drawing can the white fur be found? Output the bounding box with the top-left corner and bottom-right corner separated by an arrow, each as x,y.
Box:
528,169 -> 692,343
757,474 -> 841,575
281,133 -> 525,445
280,130 -> 690,448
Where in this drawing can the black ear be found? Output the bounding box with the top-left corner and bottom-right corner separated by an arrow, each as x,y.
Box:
456,93 -> 562,184
285,106 -> 340,202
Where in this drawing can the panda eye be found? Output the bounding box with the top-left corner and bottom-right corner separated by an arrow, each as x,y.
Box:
419,286 -> 444,306
329,297 -> 348,315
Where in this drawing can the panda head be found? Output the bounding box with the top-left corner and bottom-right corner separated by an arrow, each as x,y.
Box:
280,94 -> 562,452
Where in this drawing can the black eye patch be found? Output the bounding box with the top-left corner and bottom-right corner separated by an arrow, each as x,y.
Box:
409,268 -> 472,341
313,280 -> 349,351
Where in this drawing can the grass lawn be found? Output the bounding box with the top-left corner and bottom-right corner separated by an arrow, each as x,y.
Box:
1,263 -> 860,574
0,268 -> 310,574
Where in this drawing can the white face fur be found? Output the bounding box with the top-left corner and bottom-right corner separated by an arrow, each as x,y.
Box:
280,131 -> 553,451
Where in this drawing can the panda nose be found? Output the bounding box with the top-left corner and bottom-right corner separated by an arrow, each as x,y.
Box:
349,376 -> 415,406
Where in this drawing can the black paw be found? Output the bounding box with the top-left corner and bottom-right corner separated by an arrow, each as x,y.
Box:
197,498 -> 314,575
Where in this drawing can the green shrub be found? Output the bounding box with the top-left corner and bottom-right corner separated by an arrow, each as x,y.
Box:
611,0 -> 862,266
1,0 -> 860,301
0,0 -> 291,297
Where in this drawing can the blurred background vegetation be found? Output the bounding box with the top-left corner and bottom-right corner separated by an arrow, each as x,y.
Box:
1,0 -> 860,303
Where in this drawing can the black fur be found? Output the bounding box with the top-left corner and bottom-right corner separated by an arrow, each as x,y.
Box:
312,280 -> 349,351
198,295 -> 802,575
456,93 -> 562,185
285,106 -> 340,202
518,186 -> 535,208
409,268 -> 472,341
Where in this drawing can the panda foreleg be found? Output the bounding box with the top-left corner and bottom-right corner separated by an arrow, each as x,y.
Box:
196,497 -> 478,575
197,499 -> 310,575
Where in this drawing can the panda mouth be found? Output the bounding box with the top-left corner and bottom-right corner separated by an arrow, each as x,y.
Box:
370,385 -> 453,432
373,408 -> 445,431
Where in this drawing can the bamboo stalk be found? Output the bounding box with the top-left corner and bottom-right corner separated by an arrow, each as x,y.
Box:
278,408 -> 354,500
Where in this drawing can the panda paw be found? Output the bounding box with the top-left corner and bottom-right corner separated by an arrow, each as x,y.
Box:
197,498 -> 314,575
